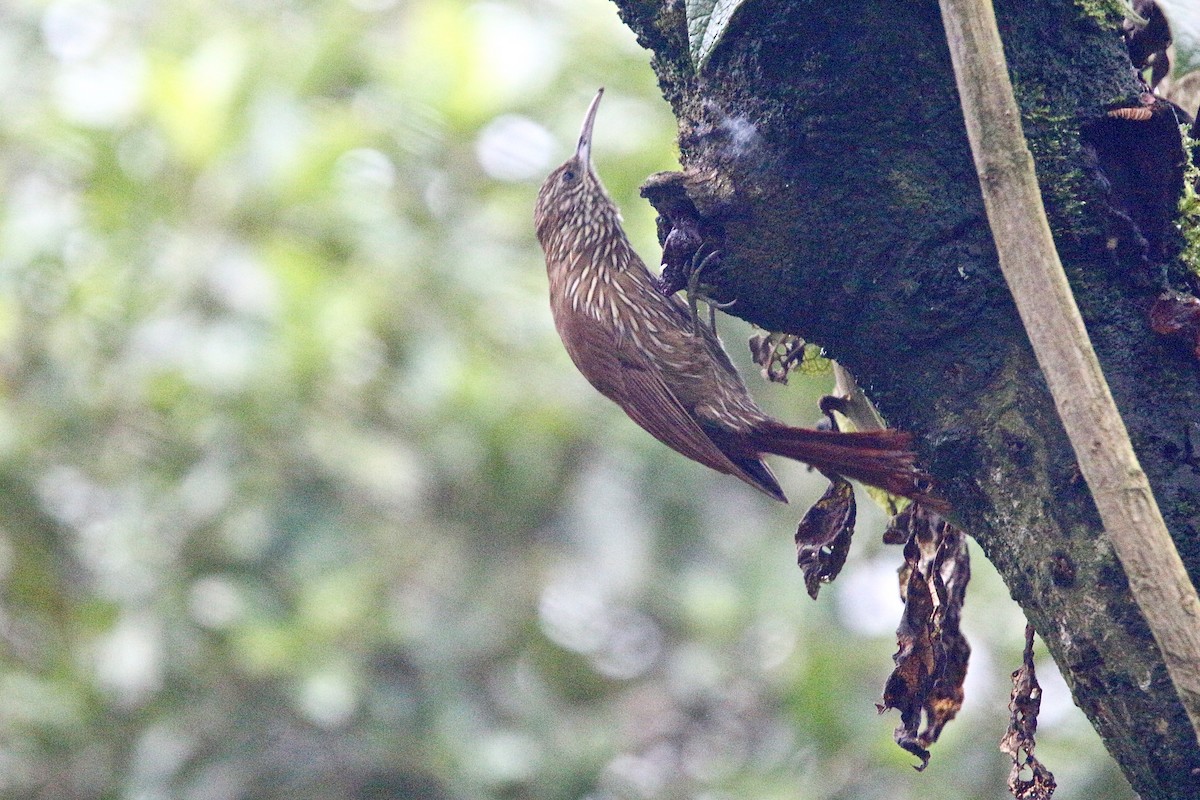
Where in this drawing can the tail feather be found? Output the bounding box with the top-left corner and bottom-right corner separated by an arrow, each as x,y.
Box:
746,422 -> 946,511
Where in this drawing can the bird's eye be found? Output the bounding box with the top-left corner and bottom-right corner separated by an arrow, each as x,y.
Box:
562,169 -> 576,182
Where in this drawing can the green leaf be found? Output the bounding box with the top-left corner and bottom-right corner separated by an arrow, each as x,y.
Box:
685,0 -> 752,71
1156,0 -> 1200,75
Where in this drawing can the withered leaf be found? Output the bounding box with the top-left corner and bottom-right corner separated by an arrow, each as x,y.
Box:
747,330 -> 806,384
1149,291 -> 1200,334
1001,626 -> 1057,800
795,475 -> 856,599
882,501 -> 917,545
1149,292 -> 1200,360
1123,0 -> 1171,88
879,536 -> 937,770
878,505 -> 972,770
922,531 -> 971,745
1083,92 -> 1187,268
1105,106 -> 1154,122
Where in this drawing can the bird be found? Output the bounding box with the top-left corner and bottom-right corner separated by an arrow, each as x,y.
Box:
534,88 -> 942,508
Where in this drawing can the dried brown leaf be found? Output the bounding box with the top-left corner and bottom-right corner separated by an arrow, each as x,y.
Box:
747,330 -> 806,384
878,505 -> 972,769
795,476 -> 856,599
882,502 -> 916,545
1106,106 -> 1154,121
879,536 -> 937,769
1148,292 -> 1200,360
1123,0 -> 1171,88
1150,291 -> 1200,336
1001,626 -> 1057,800
1084,92 -> 1188,268
922,531 -> 971,744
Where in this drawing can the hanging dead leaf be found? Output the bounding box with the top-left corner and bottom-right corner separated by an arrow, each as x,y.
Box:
794,475 -> 856,599
1123,0 -> 1172,88
878,505 -> 972,769
922,530 -> 971,745
882,501 -> 917,545
1083,93 -> 1189,268
1001,626 -> 1057,799
879,535 -> 938,770
748,330 -> 807,384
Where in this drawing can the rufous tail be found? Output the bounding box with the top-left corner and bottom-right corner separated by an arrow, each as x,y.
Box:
746,423 -> 947,511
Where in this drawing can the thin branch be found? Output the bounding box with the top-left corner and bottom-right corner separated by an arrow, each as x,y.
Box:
937,0 -> 1200,742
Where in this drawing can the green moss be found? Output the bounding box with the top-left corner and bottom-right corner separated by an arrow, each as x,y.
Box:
1072,0 -> 1136,30
1010,80 -> 1092,235
1179,127 -> 1200,279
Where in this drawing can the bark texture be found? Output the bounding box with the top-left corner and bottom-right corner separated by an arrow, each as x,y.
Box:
610,0 -> 1200,796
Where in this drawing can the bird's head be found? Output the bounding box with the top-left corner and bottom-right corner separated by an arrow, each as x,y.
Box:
534,88 -> 620,248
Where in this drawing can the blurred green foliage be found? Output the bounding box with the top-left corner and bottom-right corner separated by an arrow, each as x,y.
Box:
0,1 -> 1134,798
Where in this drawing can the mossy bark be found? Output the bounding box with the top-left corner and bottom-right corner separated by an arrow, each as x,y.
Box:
612,0 -> 1200,796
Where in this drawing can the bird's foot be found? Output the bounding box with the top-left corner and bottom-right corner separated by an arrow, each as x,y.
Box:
686,249 -> 735,336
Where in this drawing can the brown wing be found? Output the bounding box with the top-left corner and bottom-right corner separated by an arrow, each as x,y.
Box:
556,308 -> 783,498
645,294 -> 771,433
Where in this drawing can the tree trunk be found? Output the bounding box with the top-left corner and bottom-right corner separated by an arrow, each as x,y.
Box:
610,0 -> 1200,796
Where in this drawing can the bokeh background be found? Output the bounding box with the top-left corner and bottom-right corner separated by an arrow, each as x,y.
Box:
0,1 -> 1138,798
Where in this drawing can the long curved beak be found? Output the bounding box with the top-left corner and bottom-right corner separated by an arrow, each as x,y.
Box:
575,88 -> 604,164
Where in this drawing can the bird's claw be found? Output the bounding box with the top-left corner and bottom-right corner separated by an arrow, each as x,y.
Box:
686,249 -> 735,336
